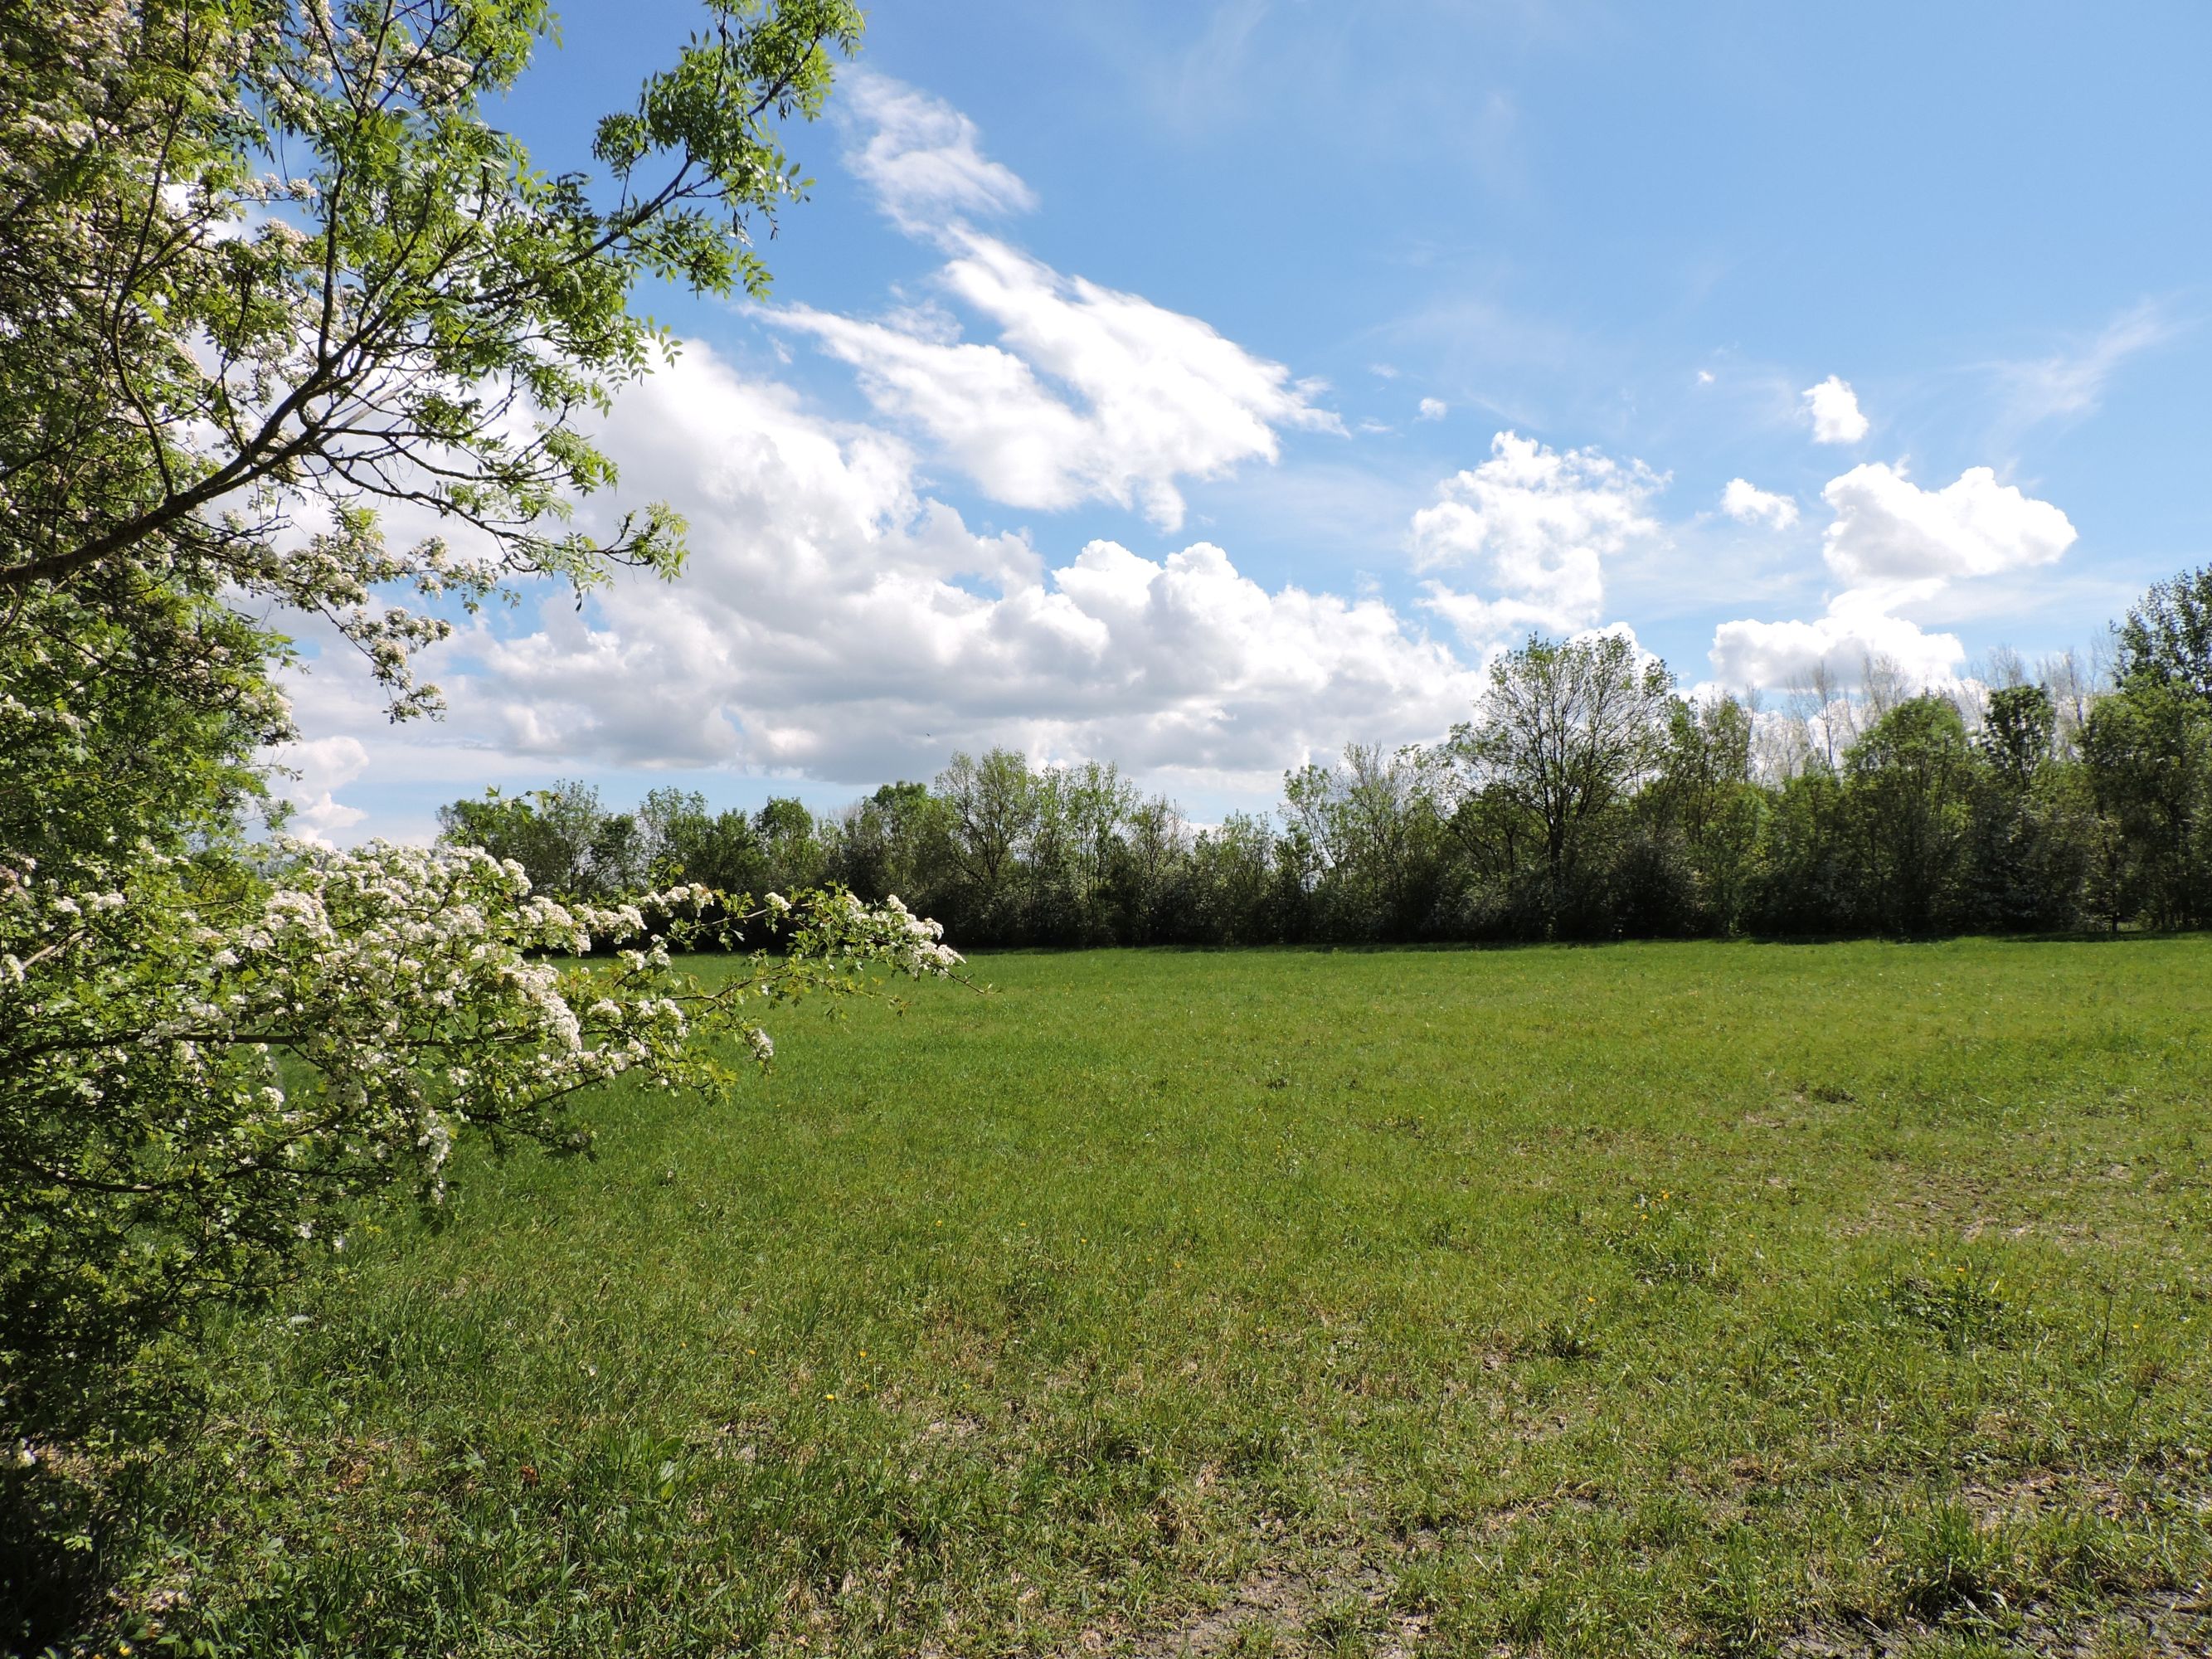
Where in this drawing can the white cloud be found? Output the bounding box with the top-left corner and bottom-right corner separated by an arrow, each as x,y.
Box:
1408,431 -> 1665,645
777,231 -> 1337,531
1820,462 -> 2076,585
1994,299 -> 2175,428
840,71 -> 1038,231
1709,606 -> 1965,690
1417,397 -> 1448,421
795,80 -> 1340,533
1719,477 -> 1800,529
1708,461 -> 2076,691
266,735 -> 370,844
433,344 -> 1479,787
1695,368 -> 1715,386
1802,375 -> 1869,444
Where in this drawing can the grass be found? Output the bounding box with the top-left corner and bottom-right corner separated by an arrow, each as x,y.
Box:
83,937 -> 2212,1656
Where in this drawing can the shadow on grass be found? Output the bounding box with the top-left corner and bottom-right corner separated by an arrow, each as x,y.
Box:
947,924 -> 2200,958
1,1348 -> 209,1655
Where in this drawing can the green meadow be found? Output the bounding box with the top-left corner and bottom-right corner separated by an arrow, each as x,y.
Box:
109,938 -> 2212,1657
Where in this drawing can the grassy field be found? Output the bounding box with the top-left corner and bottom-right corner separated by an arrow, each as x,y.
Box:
95,938 -> 2212,1657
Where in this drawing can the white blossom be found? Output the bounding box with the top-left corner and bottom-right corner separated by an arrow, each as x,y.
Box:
3,840 -> 965,1366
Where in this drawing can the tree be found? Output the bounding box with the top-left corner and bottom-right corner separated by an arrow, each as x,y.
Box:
0,845 -> 961,1628
1981,683 -> 2058,791
2,0 -> 863,838
637,786 -> 713,878
1751,767 -> 1860,935
1028,761 -> 1136,942
1177,812 -> 1277,945
636,787 -> 775,896
2081,682 -> 2212,929
436,780 -> 629,898
0,589 -> 292,873
2,4 -> 874,1629
935,749 -> 1038,940
2118,562 -> 2212,705
1843,696 -> 1979,933
1110,794 -> 1189,943
833,782 -> 952,917
2069,566 -> 2212,930
1283,744 -> 1446,940
1637,694 -> 1764,934
1962,683 -> 2089,931
1785,655 -> 1851,773
1449,632 -> 1674,932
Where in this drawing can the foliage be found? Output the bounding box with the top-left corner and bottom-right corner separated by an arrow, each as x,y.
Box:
1,2 -> 888,1634
1,0 -> 862,705
2117,561 -> 2212,705
2080,681 -> 2212,929
1981,683 -> 2058,790
0,843 -> 962,1429
933,748 -> 1041,938
1840,696 -> 1978,932
435,781 -> 632,899
1963,684 -> 2093,932
1639,694 -> 1764,934
1177,812 -> 1281,946
1448,631 -> 1675,930
0,587 -> 292,874
0,841 -> 959,1636
1748,768 -> 1861,935
2,0 -> 863,896
1283,744 -> 1446,939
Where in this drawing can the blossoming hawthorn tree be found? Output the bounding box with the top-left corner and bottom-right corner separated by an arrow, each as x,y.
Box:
2,0 -> 864,700
0,2 -> 971,1603
1,0 -> 863,862
0,844 -> 962,1420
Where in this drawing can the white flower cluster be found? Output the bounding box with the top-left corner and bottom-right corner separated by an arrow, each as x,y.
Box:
848,892 -> 965,979
2,844 -> 963,1359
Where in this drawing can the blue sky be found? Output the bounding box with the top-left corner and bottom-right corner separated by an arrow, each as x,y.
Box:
280,0 -> 2212,840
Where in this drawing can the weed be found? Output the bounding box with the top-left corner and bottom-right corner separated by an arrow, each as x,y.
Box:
1884,1264 -> 2018,1350
1609,1190 -> 1738,1291
1893,1503 -> 2017,1627
1533,1316 -> 1601,1360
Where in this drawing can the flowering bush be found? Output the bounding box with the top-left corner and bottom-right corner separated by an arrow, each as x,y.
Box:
0,842 -> 961,1435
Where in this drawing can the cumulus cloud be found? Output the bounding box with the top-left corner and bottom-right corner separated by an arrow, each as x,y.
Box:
1709,604 -> 1965,690
266,735 -> 370,844
776,231 -> 1337,531
1708,461 -> 2077,690
1821,462 -> 2077,586
840,71 -> 1038,231
1802,375 -> 1869,444
1719,477 -> 1800,529
1417,397 -> 1448,421
444,344 -> 1478,786
1408,431 -> 1665,645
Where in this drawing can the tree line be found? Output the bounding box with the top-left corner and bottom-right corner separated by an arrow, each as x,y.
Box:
440,566 -> 2212,947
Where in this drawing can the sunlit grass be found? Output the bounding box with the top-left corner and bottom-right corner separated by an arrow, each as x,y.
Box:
112,937 -> 2212,1656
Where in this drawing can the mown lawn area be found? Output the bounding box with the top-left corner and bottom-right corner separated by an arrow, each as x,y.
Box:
106,938 -> 2212,1657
